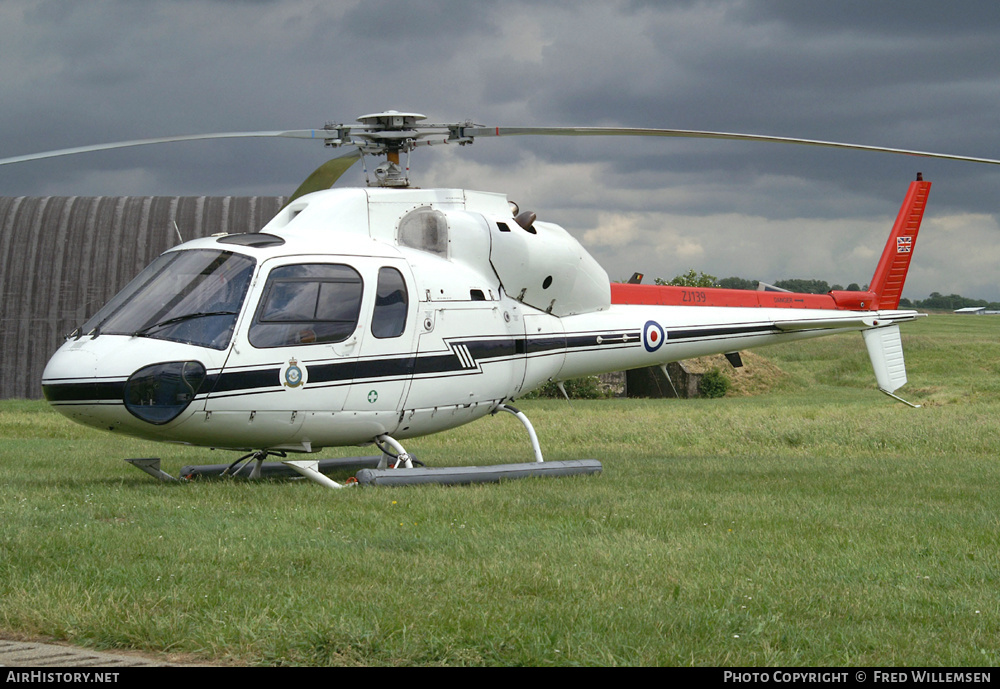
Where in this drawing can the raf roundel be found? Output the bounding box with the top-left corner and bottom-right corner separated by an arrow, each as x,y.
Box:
643,320 -> 665,353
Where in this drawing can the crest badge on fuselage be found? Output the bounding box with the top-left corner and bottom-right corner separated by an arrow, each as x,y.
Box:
282,358 -> 307,389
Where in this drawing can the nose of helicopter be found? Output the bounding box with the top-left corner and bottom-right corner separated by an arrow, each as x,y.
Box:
41,341 -> 108,428
42,336 -> 209,437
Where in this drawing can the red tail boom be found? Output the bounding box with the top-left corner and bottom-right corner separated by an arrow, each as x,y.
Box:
611,177 -> 931,312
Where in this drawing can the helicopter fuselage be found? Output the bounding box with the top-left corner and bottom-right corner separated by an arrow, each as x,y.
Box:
41,185 -> 920,452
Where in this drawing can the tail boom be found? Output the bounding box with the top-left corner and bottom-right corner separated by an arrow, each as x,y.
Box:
611,176 -> 931,313
610,283 -> 878,311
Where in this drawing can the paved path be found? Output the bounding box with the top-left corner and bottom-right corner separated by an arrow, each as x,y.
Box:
0,639 -> 180,667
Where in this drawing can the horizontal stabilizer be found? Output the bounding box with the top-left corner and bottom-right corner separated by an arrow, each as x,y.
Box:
775,316 -> 877,331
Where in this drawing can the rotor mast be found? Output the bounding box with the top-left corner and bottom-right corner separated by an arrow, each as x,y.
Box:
355,111 -> 422,187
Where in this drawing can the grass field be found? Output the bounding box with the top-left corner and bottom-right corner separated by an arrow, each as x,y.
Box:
1,314 -> 998,666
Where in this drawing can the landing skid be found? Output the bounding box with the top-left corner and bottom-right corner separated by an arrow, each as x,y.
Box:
125,404 -> 603,489
181,456 -> 384,480
352,459 -> 603,486
124,456 -> 384,482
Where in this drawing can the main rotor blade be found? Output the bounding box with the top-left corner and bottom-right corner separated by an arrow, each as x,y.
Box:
0,130 -> 333,166
286,147 -> 362,204
462,126 -> 1000,166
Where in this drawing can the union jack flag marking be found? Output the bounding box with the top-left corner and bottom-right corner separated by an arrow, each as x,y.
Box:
897,236 -> 912,253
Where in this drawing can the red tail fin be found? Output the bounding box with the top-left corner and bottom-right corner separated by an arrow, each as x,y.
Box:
869,176 -> 931,309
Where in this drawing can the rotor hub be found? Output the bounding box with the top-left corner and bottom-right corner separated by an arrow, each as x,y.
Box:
356,111 -> 427,130
333,111 -> 477,187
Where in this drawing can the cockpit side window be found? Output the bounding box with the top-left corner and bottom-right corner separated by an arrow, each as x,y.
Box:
371,267 -> 408,339
249,264 -> 363,348
79,249 -> 255,351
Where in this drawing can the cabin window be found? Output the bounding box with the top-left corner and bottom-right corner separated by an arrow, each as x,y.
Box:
398,206 -> 448,257
249,264 -> 363,348
371,267 -> 408,339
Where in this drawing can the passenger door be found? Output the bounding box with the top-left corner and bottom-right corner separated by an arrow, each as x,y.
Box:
201,257 -> 366,449
342,260 -> 418,413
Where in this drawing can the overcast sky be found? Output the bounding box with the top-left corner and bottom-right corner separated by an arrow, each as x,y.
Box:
2,0 -> 1000,300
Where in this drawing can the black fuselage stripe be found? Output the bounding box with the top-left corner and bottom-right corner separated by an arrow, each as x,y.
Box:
42,327 -> 780,402
43,380 -> 126,403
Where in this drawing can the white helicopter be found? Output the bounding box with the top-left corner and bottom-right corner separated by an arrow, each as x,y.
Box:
4,111 -> 999,488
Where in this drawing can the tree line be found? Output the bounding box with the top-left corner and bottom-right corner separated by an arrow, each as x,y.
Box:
651,270 -> 1000,309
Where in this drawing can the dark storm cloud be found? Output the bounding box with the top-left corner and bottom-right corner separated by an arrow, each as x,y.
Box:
735,0 -> 1000,37
340,0 -> 497,44
483,1 -> 1000,219
1,0 -> 998,299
